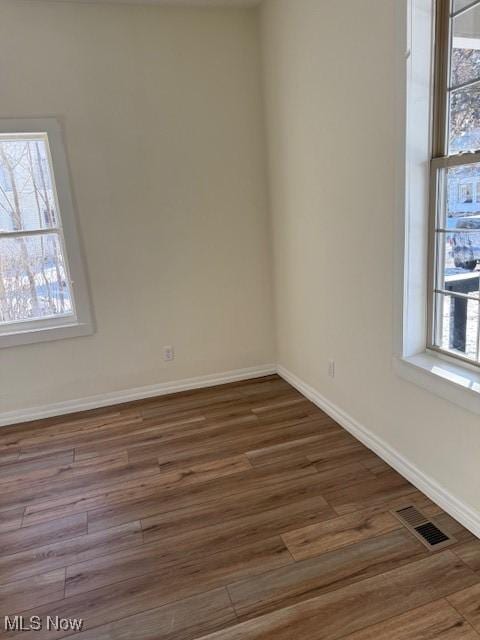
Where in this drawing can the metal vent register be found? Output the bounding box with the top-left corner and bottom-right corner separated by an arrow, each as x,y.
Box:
391,506 -> 456,551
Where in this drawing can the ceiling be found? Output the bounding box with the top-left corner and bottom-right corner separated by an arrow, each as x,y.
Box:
49,0 -> 261,6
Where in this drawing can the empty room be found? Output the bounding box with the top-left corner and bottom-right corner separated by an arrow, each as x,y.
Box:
0,0 -> 480,638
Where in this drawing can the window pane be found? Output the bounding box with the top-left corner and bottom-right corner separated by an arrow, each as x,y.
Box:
445,228 -> 480,273
449,83 -> 480,152
437,232 -> 480,293
451,5 -> 480,89
0,233 -> 73,323
453,0 -> 478,12
0,137 -> 58,232
438,163 -> 480,289
435,292 -> 479,360
446,161 -> 480,218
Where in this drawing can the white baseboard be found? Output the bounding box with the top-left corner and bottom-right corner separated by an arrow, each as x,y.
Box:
277,364 -> 480,540
4,359 -> 479,539
0,364 -> 276,428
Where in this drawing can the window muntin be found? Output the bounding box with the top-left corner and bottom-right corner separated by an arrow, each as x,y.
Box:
430,0 -> 480,366
0,134 -> 75,326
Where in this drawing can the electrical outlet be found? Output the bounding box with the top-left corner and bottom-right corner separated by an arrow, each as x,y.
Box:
163,346 -> 175,362
328,360 -> 335,378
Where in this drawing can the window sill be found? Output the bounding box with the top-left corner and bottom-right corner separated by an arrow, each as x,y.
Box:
393,351 -> 480,416
0,321 -> 94,349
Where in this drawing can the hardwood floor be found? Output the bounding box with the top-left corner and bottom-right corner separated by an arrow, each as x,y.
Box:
0,374 -> 478,639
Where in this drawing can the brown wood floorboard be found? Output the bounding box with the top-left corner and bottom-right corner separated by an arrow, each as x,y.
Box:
189,553 -> 479,640
448,583 -> 480,633
454,539 -> 480,573
0,374 -> 478,640
71,588 -> 237,640
338,599 -> 480,640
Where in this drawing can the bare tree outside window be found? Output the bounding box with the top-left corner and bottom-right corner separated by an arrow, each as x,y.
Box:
0,137 -> 73,324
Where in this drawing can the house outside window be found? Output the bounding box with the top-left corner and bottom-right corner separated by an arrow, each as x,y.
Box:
459,182 -> 473,203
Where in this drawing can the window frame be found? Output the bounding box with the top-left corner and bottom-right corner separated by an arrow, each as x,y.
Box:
0,118 -> 94,348
427,0 -> 480,367
392,0 -> 480,416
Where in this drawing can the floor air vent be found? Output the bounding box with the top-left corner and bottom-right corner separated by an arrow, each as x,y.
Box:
391,506 -> 456,551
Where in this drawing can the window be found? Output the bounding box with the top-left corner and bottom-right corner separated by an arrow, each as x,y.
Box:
0,119 -> 93,348
429,0 -> 480,366
394,0 -> 480,413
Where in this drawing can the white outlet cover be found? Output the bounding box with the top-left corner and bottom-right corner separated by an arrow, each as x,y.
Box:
163,346 -> 175,361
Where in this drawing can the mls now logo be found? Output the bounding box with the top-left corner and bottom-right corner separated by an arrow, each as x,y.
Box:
4,616 -> 84,632
4,617 -> 42,632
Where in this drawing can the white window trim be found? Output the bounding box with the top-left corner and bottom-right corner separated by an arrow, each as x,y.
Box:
0,118 -> 94,348
394,0 -> 480,415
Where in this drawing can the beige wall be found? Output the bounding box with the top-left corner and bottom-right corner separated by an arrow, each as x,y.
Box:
260,0 -> 480,515
0,0 -> 274,412
2,0 -> 479,521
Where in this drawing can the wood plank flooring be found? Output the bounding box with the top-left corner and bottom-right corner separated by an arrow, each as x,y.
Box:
0,374 -> 479,639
